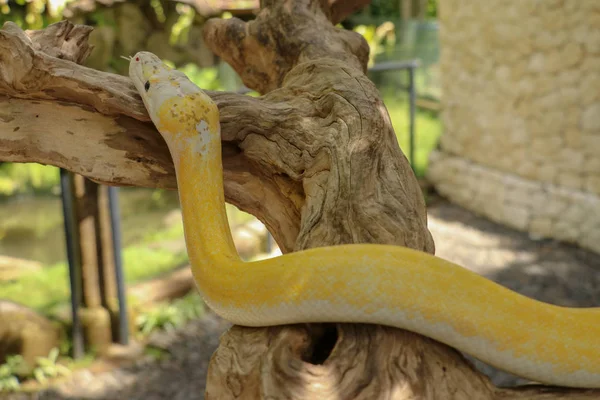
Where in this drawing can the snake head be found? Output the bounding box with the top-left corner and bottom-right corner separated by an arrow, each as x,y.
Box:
128,51 -> 219,139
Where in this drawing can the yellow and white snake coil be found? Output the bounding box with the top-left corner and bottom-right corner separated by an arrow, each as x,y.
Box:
128,52 -> 600,389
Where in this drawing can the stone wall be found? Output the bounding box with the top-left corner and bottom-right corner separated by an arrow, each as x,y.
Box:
429,0 -> 600,254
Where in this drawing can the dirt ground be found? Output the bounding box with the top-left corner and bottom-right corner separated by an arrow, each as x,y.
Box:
3,200 -> 600,399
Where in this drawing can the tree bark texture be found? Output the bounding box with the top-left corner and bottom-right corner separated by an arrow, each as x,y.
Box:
0,2 -> 597,399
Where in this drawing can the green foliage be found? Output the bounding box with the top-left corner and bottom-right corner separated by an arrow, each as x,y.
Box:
0,243 -> 189,312
383,94 -> 442,177
0,186 -> 262,314
142,218 -> 185,243
0,348 -> 73,391
143,345 -> 170,361
426,0 -> 438,18
170,3 -> 195,46
0,175 -> 17,197
150,0 -> 166,24
367,0 -> 401,18
87,7 -> 116,28
31,348 -> 70,385
178,63 -> 225,91
0,373 -> 20,392
356,0 -> 437,19
0,355 -> 25,392
0,0 -> 75,28
0,257 -> 70,312
136,292 -> 204,335
353,22 -> 397,67
122,244 -> 189,284
136,303 -> 182,335
0,163 -> 59,197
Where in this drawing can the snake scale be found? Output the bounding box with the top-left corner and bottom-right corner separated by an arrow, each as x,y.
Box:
128,51 -> 600,389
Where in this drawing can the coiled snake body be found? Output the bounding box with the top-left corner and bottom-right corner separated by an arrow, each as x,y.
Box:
129,52 -> 600,388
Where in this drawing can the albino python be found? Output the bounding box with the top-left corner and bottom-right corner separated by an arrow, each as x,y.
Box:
128,51 -> 600,388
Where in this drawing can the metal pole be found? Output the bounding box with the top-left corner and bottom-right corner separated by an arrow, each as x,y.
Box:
408,66 -> 416,171
367,59 -> 420,72
59,169 -> 84,359
108,186 -> 129,345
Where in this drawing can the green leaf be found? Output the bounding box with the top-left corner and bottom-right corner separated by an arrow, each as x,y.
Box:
48,348 -> 59,363
33,368 -> 47,384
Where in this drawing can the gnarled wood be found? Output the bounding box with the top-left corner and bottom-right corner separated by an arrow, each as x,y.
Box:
207,325 -> 600,400
202,2 -> 600,398
203,1 -> 432,252
0,20 -> 301,253
0,3 -> 597,399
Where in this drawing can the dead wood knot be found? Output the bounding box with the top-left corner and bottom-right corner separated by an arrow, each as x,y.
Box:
300,323 -> 338,365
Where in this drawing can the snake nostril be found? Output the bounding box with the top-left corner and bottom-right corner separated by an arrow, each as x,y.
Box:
301,323 -> 338,365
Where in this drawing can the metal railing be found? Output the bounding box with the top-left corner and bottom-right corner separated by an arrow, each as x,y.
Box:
60,170 -> 129,358
368,60 -> 420,170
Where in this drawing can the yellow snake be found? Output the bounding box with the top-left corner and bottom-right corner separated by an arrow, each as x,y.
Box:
128,51 -> 600,389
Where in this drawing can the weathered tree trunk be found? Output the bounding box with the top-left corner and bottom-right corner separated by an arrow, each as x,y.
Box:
0,2 -> 598,399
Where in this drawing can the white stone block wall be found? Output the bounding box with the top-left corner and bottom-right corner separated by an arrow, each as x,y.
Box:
428,151 -> 600,253
429,0 -> 600,254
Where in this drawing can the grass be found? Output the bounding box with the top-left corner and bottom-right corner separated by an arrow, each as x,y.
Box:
382,94 -> 442,177
136,292 -> 205,336
122,246 -> 188,284
0,237 -> 189,314
142,219 -> 185,243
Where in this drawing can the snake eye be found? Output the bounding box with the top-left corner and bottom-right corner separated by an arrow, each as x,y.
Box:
144,81 -> 150,92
